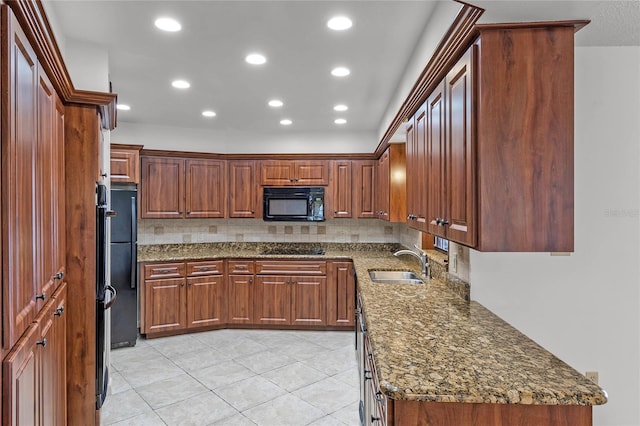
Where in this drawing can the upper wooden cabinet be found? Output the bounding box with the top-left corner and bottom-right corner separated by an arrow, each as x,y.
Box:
329,161 -> 353,218
228,160 -> 259,218
110,144 -> 142,184
354,160 -> 377,219
407,24 -> 577,251
376,144 -> 406,222
260,160 -> 329,186
140,156 -> 226,219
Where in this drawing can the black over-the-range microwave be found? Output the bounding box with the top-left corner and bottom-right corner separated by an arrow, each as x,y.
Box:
263,187 -> 325,222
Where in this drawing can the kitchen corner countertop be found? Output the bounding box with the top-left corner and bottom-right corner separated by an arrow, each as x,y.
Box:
138,243 -> 607,406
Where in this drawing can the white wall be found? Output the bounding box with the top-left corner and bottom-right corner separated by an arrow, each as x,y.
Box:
112,122 -> 377,154
469,47 -> 640,426
64,38 -> 110,93
377,1 -> 461,143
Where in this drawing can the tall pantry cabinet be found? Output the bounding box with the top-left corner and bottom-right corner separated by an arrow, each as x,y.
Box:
1,2 -> 117,425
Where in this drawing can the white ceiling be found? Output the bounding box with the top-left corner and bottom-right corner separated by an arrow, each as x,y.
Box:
46,0 -> 639,153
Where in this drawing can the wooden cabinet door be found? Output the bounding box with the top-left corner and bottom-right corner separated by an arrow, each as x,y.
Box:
227,274 -> 254,324
376,150 -> 390,220
405,115 -> 417,226
186,275 -> 225,328
330,161 -> 352,218
142,278 -> 186,334
52,98 -> 66,293
228,161 -> 258,218
110,148 -> 140,183
2,323 -> 39,426
445,47 -> 476,247
47,283 -> 67,426
260,161 -> 294,185
327,262 -> 354,327
254,275 -> 291,325
291,275 -> 326,326
414,105 -> 428,231
426,81 -> 446,238
4,8 -> 39,348
260,160 -> 329,186
185,159 -> 226,218
294,161 -> 329,186
140,157 -> 185,218
354,160 -> 376,219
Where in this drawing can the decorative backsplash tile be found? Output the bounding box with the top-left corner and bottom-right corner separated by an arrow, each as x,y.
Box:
138,218 -> 422,247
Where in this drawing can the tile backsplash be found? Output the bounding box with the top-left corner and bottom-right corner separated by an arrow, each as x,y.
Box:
139,218 -> 422,247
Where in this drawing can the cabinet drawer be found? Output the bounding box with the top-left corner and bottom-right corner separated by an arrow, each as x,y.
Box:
255,260 -> 326,275
144,263 -> 185,279
228,260 -> 255,274
186,260 -> 223,276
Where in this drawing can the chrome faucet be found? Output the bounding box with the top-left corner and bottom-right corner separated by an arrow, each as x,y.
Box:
393,245 -> 430,278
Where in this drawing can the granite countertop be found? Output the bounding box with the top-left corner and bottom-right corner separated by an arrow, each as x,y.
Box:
138,242 -> 607,406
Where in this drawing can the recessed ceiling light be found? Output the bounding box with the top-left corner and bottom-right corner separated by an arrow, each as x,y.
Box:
334,118 -> 347,125
116,104 -> 131,111
331,67 -> 350,77
171,79 -> 190,89
154,17 -> 181,32
333,104 -> 348,112
246,53 -> 267,65
327,16 -> 352,31
268,99 -> 284,108
202,110 -> 216,118
280,119 -> 292,126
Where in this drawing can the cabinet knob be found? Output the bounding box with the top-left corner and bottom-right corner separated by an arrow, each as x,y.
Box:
251,210 -> 255,214
249,278 -> 253,284
54,306 -> 65,317
180,282 -> 185,287
371,415 -> 381,422
53,271 -> 64,280
37,338 -> 47,347
36,292 -> 46,301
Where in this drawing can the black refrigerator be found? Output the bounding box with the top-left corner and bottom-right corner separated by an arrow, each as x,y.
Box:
110,185 -> 138,348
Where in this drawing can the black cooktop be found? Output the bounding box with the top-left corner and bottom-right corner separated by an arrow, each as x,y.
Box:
260,246 -> 326,256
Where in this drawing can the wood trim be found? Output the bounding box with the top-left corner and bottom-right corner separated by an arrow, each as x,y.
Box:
374,2 -> 484,157
475,19 -> 590,32
140,149 -> 377,161
111,143 -> 143,151
64,104 -> 100,425
6,0 -> 117,129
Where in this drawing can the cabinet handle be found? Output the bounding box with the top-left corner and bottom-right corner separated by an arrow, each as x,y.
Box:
52,271 -> 64,280
158,269 -> 171,274
249,278 -> 253,284
371,415 -> 381,422
364,370 -> 372,381
250,210 -> 255,214
54,306 -> 65,317
435,217 -> 442,225
37,338 -> 47,347
199,267 -> 210,271
440,219 -> 449,225
180,282 -> 185,287
375,391 -> 385,402
36,292 -> 46,301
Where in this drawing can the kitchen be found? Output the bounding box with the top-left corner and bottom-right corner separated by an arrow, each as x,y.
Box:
0,1 -> 638,426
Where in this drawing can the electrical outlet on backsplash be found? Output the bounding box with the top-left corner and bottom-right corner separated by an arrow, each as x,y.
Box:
448,241 -> 470,283
138,218 -> 423,246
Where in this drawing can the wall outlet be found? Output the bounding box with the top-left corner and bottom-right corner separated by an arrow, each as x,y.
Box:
585,371 -> 599,385
450,253 -> 458,273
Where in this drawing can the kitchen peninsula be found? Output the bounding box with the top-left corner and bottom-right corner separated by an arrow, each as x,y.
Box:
139,242 -> 607,425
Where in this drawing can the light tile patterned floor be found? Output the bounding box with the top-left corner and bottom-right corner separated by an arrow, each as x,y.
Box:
103,329 -> 360,426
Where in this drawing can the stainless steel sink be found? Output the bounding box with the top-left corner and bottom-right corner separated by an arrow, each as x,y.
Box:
368,270 -> 424,284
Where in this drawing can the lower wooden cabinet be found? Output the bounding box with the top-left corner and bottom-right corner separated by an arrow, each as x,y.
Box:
254,275 -> 327,326
2,282 -> 67,426
142,258 -> 353,336
141,261 -> 224,335
327,261 -> 355,326
142,277 -> 187,334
